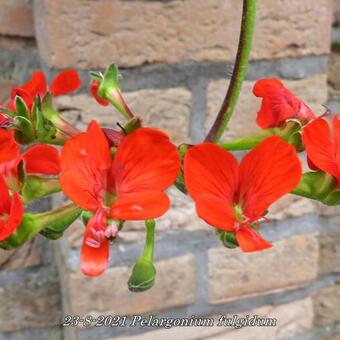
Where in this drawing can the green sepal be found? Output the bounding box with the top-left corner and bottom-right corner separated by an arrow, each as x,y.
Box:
14,116 -> 35,144
127,257 -> 156,292
321,190 -> 340,205
292,171 -> 337,202
121,117 -> 142,135
31,97 -> 49,140
22,176 -> 61,204
216,229 -> 238,249
0,107 -> 16,118
89,71 -> 103,82
98,64 -> 121,97
14,96 -> 30,120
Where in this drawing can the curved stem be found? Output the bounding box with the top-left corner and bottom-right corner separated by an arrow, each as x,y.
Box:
205,0 -> 256,142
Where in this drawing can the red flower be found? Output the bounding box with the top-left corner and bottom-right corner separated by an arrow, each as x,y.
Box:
184,136 -> 301,252
302,117 -> 340,182
253,79 -> 316,128
0,175 -> 24,241
0,129 -> 60,189
60,121 -> 180,276
91,80 -> 109,106
9,70 -> 81,111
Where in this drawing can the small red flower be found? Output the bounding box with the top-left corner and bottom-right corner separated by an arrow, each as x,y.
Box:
0,175 -> 24,241
60,121 -> 180,276
184,136 -> 301,252
90,80 -> 109,106
0,129 -> 60,189
302,117 -> 340,182
9,70 -> 81,111
253,78 -> 316,128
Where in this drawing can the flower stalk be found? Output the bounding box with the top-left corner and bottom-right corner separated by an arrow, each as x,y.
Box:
128,219 -> 157,292
205,0 -> 257,143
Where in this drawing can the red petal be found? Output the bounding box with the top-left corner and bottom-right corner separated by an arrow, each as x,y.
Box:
111,191 -> 170,220
195,195 -> 235,231
12,71 -> 47,100
0,192 -> 24,241
239,136 -> 302,219
0,129 -> 20,164
23,145 -> 60,175
307,156 -> 320,171
236,227 -> 272,252
184,143 -> 239,201
254,78 -> 315,128
90,80 -> 109,106
29,71 -> 47,97
50,70 -> 81,96
81,215 -> 109,276
0,175 -> 11,215
110,128 -> 180,195
253,78 -> 284,97
302,118 -> 340,179
60,120 -> 111,211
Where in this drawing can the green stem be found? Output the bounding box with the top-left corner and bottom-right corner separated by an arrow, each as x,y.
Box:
143,219 -> 155,261
205,0 -> 256,142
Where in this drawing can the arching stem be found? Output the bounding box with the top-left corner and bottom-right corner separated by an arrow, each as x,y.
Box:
205,0 -> 257,142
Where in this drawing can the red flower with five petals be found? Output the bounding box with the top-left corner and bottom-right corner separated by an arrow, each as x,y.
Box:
0,175 -> 24,241
60,121 -> 180,276
9,70 -> 81,111
184,136 -> 301,252
302,116 -> 340,183
253,78 -> 316,129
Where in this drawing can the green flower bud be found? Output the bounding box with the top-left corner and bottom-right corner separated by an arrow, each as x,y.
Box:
216,229 -> 238,249
127,257 -> 156,292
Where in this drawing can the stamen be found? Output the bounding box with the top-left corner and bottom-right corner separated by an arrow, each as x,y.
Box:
104,223 -> 119,238
85,237 -> 101,248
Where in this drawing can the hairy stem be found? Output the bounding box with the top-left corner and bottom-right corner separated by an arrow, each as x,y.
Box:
205,0 -> 256,142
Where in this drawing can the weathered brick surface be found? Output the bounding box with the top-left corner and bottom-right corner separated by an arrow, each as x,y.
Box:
208,234 -> 319,304
0,239 -> 41,270
319,232 -> 340,276
0,275 -> 61,332
116,298 -> 313,340
206,74 -> 328,141
0,0 -> 34,37
67,254 -> 196,316
0,80 -> 16,102
313,283 -> 340,326
335,0 -> 340,24
328,52 -> 340,97
56,87 -> 191,143
34,0 -> 332,68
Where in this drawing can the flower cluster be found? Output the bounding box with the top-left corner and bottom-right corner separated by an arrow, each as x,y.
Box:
0,65 -> 337,291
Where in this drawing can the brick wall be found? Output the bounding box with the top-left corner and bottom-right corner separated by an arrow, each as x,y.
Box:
0,1 -> 339,339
